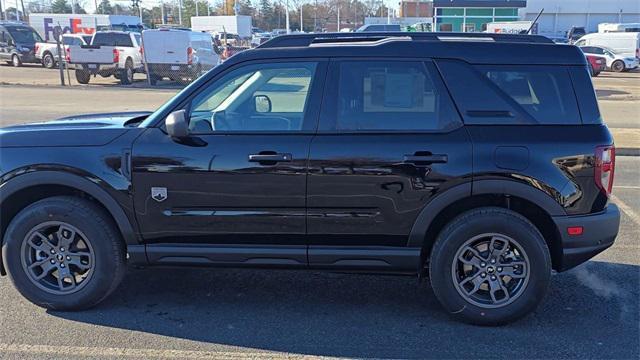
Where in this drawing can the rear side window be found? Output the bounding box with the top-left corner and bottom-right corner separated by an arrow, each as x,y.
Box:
323,60 -> 461,132
436,60 -> 581,125
478,66 -> 581,125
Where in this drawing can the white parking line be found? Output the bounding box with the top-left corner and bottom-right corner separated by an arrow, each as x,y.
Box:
611,194 -> 640,226
0,343 -> 308,359
614,185 -> 640,189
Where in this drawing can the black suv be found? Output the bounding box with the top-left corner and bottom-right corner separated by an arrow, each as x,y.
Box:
0,33 -> 620,325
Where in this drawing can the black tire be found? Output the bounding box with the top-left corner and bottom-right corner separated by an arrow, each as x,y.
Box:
429,207 -> 551,326
120,59 -> 134,85
148,72 -> 160,85
11,54 -> 22,67
42,52 -> 56,69
1,196 -> 126,310
75,69 -> 90,84
612,60 -> 625,73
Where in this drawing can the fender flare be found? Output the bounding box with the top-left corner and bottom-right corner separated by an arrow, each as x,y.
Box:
0,170 -> 139,246
407,179 -> 566,248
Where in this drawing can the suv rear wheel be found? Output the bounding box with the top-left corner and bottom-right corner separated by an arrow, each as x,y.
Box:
429,207 -> 551,325
42,52 -> 55,69
1,196 -> 126,310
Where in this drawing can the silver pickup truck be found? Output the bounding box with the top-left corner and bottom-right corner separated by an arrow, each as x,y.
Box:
67,31 -> 144,85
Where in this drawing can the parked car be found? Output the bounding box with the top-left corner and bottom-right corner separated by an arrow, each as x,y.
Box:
67,31 -> 144,85
0,33 -> 619,326
575,32 -> 640,59
0,22 -> 42,66
566,26 -> 586,43
142,28 -> 220,85
356,24 -> 402,32
584,54 -> 607,76
579,45 -> 639,72
35,33 -> 92,69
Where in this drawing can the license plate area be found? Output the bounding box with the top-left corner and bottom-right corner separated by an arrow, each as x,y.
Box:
88,64 -> 97,69
171,65 -> 180,71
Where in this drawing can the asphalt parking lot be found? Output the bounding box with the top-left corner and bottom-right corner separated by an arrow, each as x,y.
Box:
0,65 -> 639,359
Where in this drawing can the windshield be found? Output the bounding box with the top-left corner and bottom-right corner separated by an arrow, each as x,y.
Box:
7,26 -> 43,43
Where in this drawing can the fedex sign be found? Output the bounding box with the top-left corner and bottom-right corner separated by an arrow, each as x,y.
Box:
43,17 -> 95,41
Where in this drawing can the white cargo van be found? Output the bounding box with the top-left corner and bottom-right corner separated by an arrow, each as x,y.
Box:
142,28 -> 220,85
575,32 -> 640,58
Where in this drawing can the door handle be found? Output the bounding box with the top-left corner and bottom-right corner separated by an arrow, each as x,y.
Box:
403,154 -> 448,164
248,153 -> 292,163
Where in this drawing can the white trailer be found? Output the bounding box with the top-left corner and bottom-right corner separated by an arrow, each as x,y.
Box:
190,16 -> 252,38
598,23 -> 640,33
485,21 -> 537,35
28,13 -> 142,42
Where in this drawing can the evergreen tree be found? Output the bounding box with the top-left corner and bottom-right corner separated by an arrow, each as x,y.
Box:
51,0 -> 72,13
96,0 -> 113,14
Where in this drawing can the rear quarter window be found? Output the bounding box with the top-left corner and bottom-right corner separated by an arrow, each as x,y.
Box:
436,60 -> 582,125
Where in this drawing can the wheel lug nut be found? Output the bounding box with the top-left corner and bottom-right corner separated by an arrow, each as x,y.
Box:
60,264 -> 65,268
491,275 -> 497,280
60,247 -> 65,252
480,262 -> 486,267
50,249 -> 56,254
490,259 -> 496,264
66,256 -> 71,261
50,259 -> 56,264
481,272 -> 487,278
497,267 -> 503,272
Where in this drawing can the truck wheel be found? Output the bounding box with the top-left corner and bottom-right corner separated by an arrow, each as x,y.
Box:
11,54 -> 22,67
429,207 -> 551,326
75,69 -> 91,84
120,59 -> 134,85
42,52 -> 55,69
1,196 -> 126,310
611,60 -> 625,73
148,72 -> 161,85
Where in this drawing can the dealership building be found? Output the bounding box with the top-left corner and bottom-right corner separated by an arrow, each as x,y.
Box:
520,0 -> 640,37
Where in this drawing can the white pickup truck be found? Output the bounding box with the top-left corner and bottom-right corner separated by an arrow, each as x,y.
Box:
67,31 -> 144,85
35,34 -> 92,69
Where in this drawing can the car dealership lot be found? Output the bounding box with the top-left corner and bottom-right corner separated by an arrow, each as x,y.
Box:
0,66 -> 639,359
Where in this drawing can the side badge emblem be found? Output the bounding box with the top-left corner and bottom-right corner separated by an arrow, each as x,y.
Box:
151,187 -> 168,202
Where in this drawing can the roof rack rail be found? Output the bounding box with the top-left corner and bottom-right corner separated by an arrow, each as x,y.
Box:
258,32 -> 554,49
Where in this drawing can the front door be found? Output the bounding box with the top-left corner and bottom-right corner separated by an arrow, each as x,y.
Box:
307,59 -> 472,269
132,60 -> 327,252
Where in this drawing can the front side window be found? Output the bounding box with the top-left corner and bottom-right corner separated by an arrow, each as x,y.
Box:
330,61 -> 460,132
188,62 -> 317,133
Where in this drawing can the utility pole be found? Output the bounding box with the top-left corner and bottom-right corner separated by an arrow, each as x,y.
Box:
15,0 -> 20,21
285,0 -> 290,33
337,1 -> 340,32
178,0 -> 183,25
71,0 -> 75,14
196,1 -> 199,17
300,4 -> 303,32
160,1 -> 165,24
314,0 -> 317,31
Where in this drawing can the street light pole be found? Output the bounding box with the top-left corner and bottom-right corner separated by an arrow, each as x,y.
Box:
285,0 -> 290,33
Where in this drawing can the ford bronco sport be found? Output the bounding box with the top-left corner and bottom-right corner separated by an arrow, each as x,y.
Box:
0,33 -> 620,325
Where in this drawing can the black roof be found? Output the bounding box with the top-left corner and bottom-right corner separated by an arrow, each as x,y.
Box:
237,33 -> 586,66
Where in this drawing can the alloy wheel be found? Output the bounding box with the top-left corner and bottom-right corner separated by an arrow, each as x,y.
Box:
20,221 -> 95,295
451,233 -> 530,309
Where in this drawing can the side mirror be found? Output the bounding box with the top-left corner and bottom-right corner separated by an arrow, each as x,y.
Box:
254,95 -> 272,113
165,110 -> 190,139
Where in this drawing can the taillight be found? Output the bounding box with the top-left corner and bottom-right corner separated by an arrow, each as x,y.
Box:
65,47 -> 70,62
595,145 -> 615,196
34,44 -> 39,54
113,48 -> 119,63
140,45 -> 144,56
187,47 -> 193,65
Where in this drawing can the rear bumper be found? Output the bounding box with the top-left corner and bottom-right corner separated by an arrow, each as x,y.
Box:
553,204 -> 620,271
147,63 -> 198,78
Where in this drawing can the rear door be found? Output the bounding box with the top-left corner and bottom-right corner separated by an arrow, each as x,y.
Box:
306,59 -> 472,270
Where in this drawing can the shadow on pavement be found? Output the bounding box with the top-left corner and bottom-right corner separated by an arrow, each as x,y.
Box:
50,260 -> 640,359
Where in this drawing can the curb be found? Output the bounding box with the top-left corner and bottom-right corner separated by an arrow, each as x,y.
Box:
617,148 -> 640,156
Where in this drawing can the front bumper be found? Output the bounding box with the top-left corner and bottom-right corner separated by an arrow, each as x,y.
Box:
553,204 -> 620,271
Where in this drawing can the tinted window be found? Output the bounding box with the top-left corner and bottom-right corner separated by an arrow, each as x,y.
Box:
188,62 -> 318,133
330,61 -> 460,131
6,26 -> 42,43
478,66 -> 581,125
92,33 -> 132,47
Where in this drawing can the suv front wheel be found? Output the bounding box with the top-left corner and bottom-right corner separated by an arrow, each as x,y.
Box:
2,196 -> 126,310
429,207 -> 551,325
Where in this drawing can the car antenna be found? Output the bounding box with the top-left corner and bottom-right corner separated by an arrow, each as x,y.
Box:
525,8 -> 544,35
